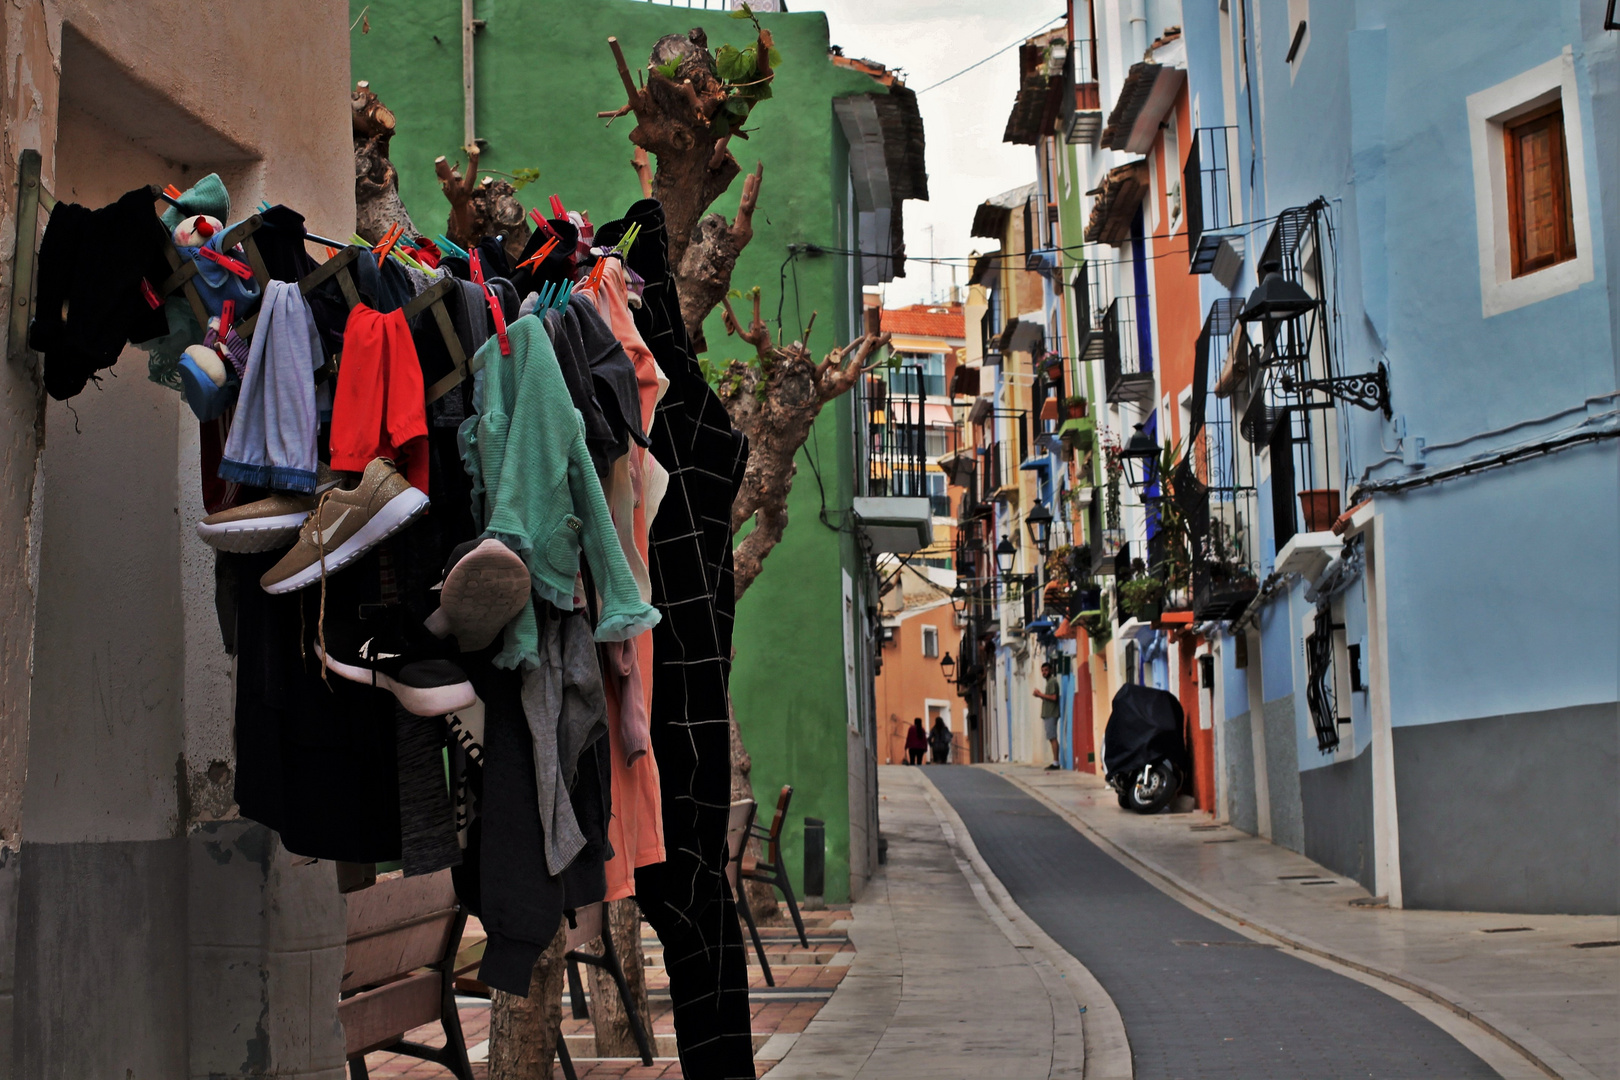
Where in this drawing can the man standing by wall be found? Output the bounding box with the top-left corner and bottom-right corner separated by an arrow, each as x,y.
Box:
1035,663 -> 1061,770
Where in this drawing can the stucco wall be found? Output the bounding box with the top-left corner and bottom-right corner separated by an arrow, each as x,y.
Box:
0,2 -> 354,1074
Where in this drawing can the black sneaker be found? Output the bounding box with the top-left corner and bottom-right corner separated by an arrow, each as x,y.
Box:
1045,763 -> 1061,771
314,615 -> 476,717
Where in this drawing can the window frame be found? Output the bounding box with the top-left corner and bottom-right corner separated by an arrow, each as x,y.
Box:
1503,102 -> 1576,278
1466,50 -> 1594,317
921,624 -> 940,659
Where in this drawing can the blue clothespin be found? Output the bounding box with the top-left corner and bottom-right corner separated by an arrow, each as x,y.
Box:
436,234 -> 471,260
553,281 -> 573,310
537,281 -> 556,310
258,200 -> 273,213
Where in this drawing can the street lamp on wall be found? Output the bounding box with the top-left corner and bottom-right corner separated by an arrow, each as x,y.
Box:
1118,423 -> 1161,492
995,536 -> 1017,578
939,651 -> 956,684
1025,502 -> 1054,556
1238,259 -> 1318,326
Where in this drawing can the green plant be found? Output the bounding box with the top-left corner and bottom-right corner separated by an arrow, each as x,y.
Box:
1062,394 -> 1086,408
1119,575 -> 1165,616
1102,428 -> 1122,531
1076,599 -> 1112,647
1045,544 -> 1074,586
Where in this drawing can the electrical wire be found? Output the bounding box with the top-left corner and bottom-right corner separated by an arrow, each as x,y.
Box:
913,13 -> 1068,95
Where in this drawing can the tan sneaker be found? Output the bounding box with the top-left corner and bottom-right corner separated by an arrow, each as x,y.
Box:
196,463 -> 341,553
260,458 -> 429,594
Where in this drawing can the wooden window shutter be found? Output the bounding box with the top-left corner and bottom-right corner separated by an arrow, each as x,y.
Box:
1505,104 -> 1577,277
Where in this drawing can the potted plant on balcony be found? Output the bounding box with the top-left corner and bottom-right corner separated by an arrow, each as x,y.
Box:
1063,395 -> 1088,420
1297,488 -> 1342,533
1076,600 -> 1112,648
1119,575 -> 1166,623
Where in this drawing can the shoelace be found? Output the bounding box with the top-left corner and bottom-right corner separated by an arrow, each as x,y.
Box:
295,488 -> 342,688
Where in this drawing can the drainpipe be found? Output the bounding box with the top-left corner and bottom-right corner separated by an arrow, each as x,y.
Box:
1129,0 -> 1148,60
462,0 -> 477,150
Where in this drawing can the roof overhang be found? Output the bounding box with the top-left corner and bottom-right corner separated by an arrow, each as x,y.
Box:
1099,62 -> 1186,153
1084,160 -> 1150,245
834,82 -> 927,285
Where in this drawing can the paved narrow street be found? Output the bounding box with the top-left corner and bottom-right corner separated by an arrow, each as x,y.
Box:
925,766 -> 1499,1079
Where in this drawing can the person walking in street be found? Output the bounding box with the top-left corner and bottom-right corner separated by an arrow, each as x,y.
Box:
928,717 -> 952,764
1035,662 -> 1062,770
904,717 -> 927,765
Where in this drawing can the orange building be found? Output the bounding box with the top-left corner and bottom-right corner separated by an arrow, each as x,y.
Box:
871,302 -> 970,764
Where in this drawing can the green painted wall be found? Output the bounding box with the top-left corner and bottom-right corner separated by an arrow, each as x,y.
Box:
351,0 -> 882,901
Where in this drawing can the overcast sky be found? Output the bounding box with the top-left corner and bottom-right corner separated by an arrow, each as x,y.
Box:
812,0 -> 1062,308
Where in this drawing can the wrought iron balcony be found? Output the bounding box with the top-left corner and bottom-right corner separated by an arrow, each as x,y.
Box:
1102,295 -> 1156,405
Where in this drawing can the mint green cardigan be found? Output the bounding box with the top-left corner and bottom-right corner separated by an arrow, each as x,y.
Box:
460,314 -> 660,667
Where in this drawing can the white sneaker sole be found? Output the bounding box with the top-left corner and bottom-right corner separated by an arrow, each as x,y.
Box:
427,539 -> 531,651
196,511 -> 310,554
312,644 -> 477,717
263,487 -> 430,594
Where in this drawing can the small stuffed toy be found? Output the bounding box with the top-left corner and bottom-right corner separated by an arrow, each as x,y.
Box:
172,214 -> 223,248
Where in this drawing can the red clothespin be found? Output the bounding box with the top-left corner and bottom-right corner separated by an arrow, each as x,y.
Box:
470,249 -> 486,285
483,284 -> 510,357
140,279 -> 162,309
549,194 -> 567,220
516,236 -> 560,274
198,245 -> 254,279
221,300 -> 236,329
528,208 -> 556,238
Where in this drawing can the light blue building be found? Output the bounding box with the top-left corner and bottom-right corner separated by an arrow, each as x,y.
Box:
1178,0 -> 1618,914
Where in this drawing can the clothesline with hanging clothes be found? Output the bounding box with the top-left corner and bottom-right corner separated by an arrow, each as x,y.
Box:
16,154 -> 756,1079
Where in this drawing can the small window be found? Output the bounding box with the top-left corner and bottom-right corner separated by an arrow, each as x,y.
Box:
921,625 -> 940,658
1505,104 -> 1576,277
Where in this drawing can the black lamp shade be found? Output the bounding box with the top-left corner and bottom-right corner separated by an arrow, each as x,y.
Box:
950,582 -> 968,616
1118,423 -> 1160,490
1026,502 -> 1054,555
1239,267 -> 1317,324
995,536 -> 1017,576
939,652 -> 956,680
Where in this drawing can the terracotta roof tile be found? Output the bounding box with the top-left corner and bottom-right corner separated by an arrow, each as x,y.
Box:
880,305 -> 965,339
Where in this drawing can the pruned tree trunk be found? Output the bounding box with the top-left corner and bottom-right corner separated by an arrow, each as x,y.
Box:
352,81 -> 417,243
488,921 -> 568,1079
601,31 -> 771,340
718,292 -> 890,599
434,151 -> 532,266
584,899 -> 652,1058
677,164 -> 761,351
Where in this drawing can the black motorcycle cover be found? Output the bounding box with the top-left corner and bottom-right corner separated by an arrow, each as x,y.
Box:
1102,684 -> 1191,782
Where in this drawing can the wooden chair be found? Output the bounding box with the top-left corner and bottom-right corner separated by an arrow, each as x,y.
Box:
742,785 -> 810,949
563,901 -> 655,1066
726,799 -> 775,986
340,870 -> 473,1080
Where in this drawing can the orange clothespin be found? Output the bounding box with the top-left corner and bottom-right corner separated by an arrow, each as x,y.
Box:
516,236 -> 560,274
163,184 -> 184,200
372,223 -> 405,264
324,245 -> 339,259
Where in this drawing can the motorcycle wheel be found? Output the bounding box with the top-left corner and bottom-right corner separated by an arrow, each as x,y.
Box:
1125,763 -> 1178,814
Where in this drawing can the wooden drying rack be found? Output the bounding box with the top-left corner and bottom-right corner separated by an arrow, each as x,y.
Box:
8,148 -> 475,403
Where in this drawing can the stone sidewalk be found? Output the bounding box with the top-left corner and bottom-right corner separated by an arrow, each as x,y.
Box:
989,763 -> 1620,1080
763,765 -> 1092,1080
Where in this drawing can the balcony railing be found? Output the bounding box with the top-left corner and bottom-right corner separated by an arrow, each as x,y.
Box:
1062,38 -> 1101,144
1187,298 -> 1261,619
1185,127 -> 1238,273
1102,295 -> 1155,405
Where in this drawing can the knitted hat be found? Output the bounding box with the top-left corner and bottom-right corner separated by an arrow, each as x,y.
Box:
161,173 -> 230,233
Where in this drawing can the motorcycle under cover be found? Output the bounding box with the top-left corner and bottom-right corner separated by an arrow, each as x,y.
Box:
1102,684 -> 1191,782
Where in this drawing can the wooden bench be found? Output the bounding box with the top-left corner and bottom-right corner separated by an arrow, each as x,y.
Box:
340,870 -> 473,1080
